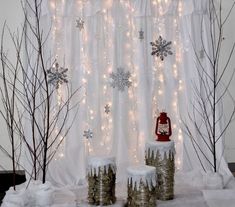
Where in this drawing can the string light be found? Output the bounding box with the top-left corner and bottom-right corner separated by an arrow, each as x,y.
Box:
49,1 -> 185,168
50,0 -> 67,160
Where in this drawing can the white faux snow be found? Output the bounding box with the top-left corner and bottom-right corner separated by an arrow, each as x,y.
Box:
127,165 -> 156,190
87,156 -> 116,175
1,188 -> 26,207
1,180 -> 55,207
145,140 -> 175,158
203,189 -> 235,207
203,172 -> 223,190
2,173 -> 235,207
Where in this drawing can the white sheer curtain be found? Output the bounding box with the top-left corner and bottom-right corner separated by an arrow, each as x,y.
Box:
26,0 -> 231,186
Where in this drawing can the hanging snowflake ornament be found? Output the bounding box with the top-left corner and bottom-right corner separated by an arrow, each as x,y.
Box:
150,36 -> 173,61
76,18 -> 84,31
110,67 -> 132,92
47,62 -> 68,89
104,104 -> 111,114
83,129 -> 93,139
139,29 -> 144,41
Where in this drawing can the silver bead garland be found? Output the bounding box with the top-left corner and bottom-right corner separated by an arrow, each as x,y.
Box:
126,179 -> 156,207
145,149 -> 175,200
87,165 -> 116,206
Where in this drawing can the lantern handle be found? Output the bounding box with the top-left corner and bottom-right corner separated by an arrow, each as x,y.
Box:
167,117 -> 172,136
155,117 -> 160,136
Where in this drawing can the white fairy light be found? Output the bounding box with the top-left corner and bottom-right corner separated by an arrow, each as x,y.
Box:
50,0 -> 185,167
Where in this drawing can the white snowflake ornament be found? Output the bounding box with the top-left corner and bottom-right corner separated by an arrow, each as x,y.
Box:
110,67 -> 132,92
104,104 -> 111,114
150,36 -> 173,61
83,129 -> 93,139
47,62 -> 68,89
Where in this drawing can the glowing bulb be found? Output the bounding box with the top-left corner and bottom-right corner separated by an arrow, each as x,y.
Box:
159,74 -> 164,82
178,135 -> 182,141
82,78 -> 87,84
50,2 -> 55,9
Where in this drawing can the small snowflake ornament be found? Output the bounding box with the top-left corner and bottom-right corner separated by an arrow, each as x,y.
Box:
150,36 -> 173,61
139,29 -> 144,41
47,62 -> 68,89
83,129 -> 93,139
76,18 -> 84,31
110,67 -> 132,92
104,104 -> 111,114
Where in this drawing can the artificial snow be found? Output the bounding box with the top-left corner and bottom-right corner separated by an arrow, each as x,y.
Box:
87,156 -> 116,175
145,140 -> 175,158
127,165 -> 156,190
203,189 -> 235,207
1,172 -> 235,207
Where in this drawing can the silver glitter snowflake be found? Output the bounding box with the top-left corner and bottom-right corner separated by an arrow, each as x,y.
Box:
110,67 -> 132,92
83,129 -> 93,139
150,36 -> 173,61
47,62 -> 68,89
139,29 -> 144,41
76,18 -> 84,31
104,104 -> 111,114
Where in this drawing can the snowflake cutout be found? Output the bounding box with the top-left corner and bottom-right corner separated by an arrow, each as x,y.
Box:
47,62 -> 68,89
83,129 -> 93,139
104,104 -> 111,114
76,18 -> 84,31
150,36 -> 173,61
139,29 -> 144,41
110,67 -> 132,92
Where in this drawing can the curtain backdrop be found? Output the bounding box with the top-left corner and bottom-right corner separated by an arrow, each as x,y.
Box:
25,0 -> 231,186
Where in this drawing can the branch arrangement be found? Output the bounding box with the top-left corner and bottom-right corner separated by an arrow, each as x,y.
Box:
183,0 -> 235,172
0,0 -> 80,187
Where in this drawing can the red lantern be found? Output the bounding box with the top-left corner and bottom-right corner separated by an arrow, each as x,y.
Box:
155,112 -> 172,141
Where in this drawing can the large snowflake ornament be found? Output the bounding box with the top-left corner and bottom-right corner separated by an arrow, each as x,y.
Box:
83,129 -> 93,139
110,67 -> 132,92
47,62 -> 68,89
150,36 -> 173,61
